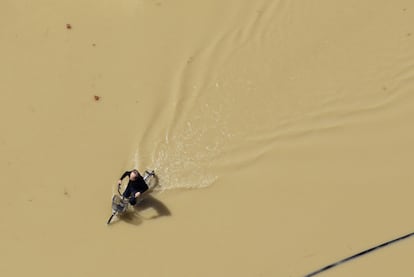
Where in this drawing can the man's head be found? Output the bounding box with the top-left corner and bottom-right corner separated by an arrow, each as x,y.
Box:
130,169 -> 139,180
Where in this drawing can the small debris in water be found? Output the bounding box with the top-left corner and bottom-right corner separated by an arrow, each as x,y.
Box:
64,188 -> 70,197
66,23 -> 72,30
187,56 -> 194,64
94,95 -> 101,101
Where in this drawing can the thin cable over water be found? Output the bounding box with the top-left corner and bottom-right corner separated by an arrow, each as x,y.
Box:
304,231 -> 414,277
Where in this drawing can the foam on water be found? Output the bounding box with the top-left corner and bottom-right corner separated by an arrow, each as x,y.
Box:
133,100 -> 232,192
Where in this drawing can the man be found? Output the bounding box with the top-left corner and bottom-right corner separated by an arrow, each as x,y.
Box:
118,169 -> 149,206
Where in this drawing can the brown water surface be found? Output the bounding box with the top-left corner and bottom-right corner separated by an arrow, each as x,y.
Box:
2,1 -> 414,276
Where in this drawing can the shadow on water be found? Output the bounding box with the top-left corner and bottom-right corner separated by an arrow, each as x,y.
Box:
120,195 -> 171,226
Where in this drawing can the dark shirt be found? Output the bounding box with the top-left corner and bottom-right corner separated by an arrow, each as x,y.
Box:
120,171 -> 149,196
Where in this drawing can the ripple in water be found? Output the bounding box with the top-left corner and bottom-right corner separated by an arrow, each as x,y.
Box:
134,101 -> 232,192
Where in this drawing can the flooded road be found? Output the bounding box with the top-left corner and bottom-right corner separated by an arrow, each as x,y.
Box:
2,1 -> 414,276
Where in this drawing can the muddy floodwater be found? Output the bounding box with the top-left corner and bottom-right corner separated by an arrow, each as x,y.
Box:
2,1 -> 414,276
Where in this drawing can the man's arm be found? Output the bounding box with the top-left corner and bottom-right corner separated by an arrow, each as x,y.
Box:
118,171 -> 130,185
